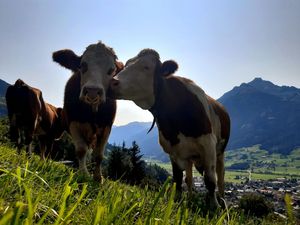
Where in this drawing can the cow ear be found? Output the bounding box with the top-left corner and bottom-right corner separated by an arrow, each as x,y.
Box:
115,60 -> 124,74
161,60 -> 178,76
52,49 -> 81,72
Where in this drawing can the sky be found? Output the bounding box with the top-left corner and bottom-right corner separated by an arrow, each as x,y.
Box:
0,0 -> 299,125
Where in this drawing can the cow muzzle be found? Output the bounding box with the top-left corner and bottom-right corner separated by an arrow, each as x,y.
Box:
81,86 -> 104,110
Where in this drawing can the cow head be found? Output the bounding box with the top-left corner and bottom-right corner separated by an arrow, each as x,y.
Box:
53,42 -> 123,111
110,49 -> 178,109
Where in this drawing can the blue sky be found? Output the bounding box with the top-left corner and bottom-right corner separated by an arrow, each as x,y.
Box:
0,0 -> 299,125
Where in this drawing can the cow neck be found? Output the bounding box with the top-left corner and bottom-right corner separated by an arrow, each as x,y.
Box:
148,63 -> 164,133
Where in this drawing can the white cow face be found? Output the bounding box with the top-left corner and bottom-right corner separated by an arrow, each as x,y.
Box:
110,50 -> 159,109
110,49 -> 178,110
53,42 -> 123,111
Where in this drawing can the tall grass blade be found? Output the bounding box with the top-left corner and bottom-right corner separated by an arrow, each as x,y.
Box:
63,183 -> 88,222
145,177 -> 171,225
93,206 -> 106,225
0,211 -> 13,225
21,168 -> 50,188
23,184 -> 34,225
162,183 -> 176,225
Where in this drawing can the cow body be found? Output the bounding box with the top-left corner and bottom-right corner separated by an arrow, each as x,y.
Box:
5,79 -> 64,159
53,42 -> 123,182
110,49 -> 230,209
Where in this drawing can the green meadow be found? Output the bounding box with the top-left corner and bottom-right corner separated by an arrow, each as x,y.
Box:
0,145 -> 295,224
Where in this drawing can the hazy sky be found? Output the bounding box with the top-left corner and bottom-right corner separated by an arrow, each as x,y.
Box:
1,0 -> 299,125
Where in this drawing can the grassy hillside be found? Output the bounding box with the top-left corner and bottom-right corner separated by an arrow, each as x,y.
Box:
0,145 -> 292,224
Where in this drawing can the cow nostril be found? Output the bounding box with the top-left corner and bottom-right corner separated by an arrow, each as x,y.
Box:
83,88 -> 88,96
97,89 -> 103,97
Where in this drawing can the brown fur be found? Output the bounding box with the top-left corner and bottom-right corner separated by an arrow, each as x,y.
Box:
207,96 -> 231,152
5,79 -> 65,159
152,76 -> 212,146
53,42 -> 122,181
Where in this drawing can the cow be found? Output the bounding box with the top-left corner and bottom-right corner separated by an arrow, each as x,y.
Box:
52,41 -> 123,182
5,79 -> 65,160
109,49 -> 230,210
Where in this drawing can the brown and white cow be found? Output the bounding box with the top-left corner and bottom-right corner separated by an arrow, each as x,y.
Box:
109,49 -> 230,209
52,41 -> 123,182
5,79 -> 65,160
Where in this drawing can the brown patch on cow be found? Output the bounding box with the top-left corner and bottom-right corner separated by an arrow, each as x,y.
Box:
153,76 -> 212,146
207,96 -> 230,152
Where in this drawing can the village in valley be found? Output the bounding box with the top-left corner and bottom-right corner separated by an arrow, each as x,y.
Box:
193,176 -> 300,216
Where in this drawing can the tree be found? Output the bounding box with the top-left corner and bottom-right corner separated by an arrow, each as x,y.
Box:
127,141 -> 146,185
106,145 -> 132,181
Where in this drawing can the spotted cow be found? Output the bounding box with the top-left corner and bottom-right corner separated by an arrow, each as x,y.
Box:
109,49 -> 230,209
52,41 -> 123,182
5,79 -> 64,160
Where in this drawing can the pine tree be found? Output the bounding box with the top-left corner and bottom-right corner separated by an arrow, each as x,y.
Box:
128,141 -> 145,184
107,144 -> 133,181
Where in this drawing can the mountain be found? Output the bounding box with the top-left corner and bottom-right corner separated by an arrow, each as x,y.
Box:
0,79 -> 10,116
219,77 -> 300,154
110,78 -> 300,158
109,122 -> 169,161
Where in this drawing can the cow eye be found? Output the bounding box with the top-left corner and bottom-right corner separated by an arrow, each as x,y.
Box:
107,68 -> 115,75
80,62 -> 88,73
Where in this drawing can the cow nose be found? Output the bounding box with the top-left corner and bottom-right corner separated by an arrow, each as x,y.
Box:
83,87 -> 103,104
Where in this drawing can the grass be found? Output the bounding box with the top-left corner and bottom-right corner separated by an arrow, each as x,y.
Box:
0,145 -> 291,224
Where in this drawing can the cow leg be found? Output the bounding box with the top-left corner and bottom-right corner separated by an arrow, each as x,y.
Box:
93,126 -> 111,183
216,152 -> 225,198
24,130 -> 33,156
9,125 -> 19,150
39,136 -> 47,160
203,150 -> 220,210
16,128 -> 22,154
70,123 -> 90,176
171,159 -> 183,194
46,139 -> 54,159
39,136 -> 54,160
185,161 -> 193,196
74,141 -> 89,176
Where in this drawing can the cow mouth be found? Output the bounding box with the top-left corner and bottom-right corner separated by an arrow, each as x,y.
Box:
81,95 -> 102,112
85,95 -> 101,105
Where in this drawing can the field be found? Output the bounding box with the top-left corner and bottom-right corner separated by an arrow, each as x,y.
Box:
148,145 -> 300,183
0,145 -> 293,225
